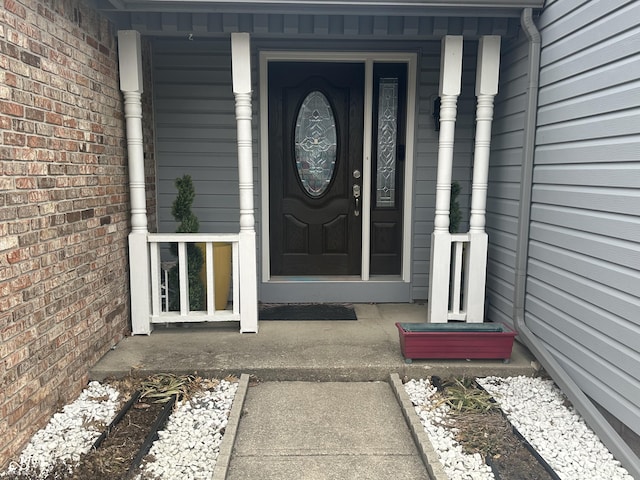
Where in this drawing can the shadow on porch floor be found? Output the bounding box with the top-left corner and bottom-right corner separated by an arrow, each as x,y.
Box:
90,303 -> 539,382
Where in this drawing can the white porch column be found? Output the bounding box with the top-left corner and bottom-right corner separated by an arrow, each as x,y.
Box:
118,30 -> 151,335
428,36 -> 463,323
466,36 -> 501,322
231,33 -> 259,333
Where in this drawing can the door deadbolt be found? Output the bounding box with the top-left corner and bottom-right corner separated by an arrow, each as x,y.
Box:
353,169 -> 361,179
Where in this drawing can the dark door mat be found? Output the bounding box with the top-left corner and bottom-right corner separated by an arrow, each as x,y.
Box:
258,303 -> 357,320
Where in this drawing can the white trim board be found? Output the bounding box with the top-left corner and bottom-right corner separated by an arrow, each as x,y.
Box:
259,50 -> 417,295
260,279 -> 412,304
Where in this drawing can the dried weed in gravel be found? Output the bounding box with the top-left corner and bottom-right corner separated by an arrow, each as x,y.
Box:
68,400 -> 164,480
438,377 -> 557,480
453,411 -> 556,479
437,376 -> 497,414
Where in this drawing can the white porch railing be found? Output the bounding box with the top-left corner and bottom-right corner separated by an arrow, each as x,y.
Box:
448,233 -> 470,321
148,233 -> 241,324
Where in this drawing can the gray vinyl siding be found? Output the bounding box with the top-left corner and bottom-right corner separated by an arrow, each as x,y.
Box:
527,0 -> 640,436
411,44 -> 441,300
485,32 -> 529,327
153,38 -> 242,234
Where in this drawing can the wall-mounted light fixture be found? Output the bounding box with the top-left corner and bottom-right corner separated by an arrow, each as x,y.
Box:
432,96 -> 441,131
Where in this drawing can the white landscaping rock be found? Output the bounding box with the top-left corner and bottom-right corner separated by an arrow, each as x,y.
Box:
139,379 -> 238,480
2,381 -> 120,479
477,376 -> 633,480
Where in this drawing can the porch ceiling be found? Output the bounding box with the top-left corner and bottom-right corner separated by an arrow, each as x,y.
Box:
97,0 -> 542,36
100,11 -> 528,39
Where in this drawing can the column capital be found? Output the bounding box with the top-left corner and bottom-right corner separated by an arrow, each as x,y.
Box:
231,33 -> 252,95
476,36 -> 501,96
118,30 -> 143,94
439,35 -> 463,96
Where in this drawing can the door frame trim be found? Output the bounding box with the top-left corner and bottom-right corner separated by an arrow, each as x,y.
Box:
259,50 -> 417,284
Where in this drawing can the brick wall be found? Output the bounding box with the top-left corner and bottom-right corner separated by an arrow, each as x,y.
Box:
0,0 -> 153,468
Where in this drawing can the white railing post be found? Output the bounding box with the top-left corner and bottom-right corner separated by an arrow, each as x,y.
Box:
119,30 -> 151,335
178,242 -> 189,316
149,242 -> 162,317
232,33 -> 258,333
449,237 -> 465,318
205,242 -> 215,315
231,242 -> 240,315
466,36 -> 500,323
428,36 -> 463,323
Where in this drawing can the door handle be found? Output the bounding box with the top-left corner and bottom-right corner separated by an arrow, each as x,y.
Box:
353,184 -> 361,216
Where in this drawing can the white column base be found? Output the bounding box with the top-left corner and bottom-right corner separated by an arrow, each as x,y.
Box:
427,231 -> 452,323
465,232 -> 488,323
129,232 -> 152,335
239,231 -> 258,333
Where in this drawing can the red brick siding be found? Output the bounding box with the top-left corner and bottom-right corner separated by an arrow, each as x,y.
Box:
0,0 -> 155,468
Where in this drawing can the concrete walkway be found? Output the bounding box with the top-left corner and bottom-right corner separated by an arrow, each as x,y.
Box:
225,381 -> 431,480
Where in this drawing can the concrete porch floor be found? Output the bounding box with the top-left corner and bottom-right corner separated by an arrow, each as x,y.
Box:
90,303 -> 538,382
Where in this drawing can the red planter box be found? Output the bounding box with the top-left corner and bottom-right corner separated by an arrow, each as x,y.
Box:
395,322 -> 517,363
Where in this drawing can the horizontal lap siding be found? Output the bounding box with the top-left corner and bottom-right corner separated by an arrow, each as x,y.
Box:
411,44 -> 440,298
485,33 -> 529,326
153,39 -> 242,234
530,0 -> 640,435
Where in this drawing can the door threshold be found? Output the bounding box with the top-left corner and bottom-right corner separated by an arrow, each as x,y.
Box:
268,275 -> 404,282
261,277 -> 411,303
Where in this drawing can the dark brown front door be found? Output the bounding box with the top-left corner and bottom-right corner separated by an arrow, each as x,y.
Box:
269,62 -> 364,275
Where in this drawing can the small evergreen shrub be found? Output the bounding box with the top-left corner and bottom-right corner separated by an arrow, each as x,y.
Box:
168,175 -> 205,311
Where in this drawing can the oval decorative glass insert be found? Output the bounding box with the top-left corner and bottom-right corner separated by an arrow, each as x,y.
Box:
294,91 -> 337,197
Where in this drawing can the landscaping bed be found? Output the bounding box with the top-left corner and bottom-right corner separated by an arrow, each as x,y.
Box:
1,374 -> 634,480
1,375 -> 238,480
405,375 -> 633,480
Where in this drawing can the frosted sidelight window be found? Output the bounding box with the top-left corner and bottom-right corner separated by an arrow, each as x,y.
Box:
294,91 -> 337,197
376,78 -> 398,207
